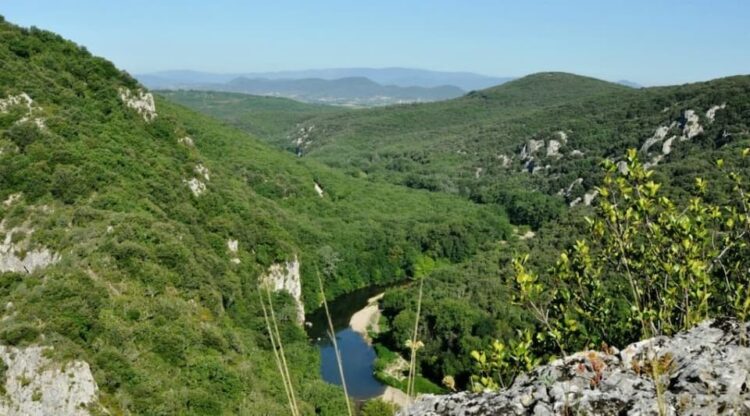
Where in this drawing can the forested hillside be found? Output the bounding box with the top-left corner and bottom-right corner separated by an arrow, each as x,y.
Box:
171,73 -> 750,227
165,69 -> 750,395
0,18 -> 512,415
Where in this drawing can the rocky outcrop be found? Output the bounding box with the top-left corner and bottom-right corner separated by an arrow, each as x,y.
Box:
184,164 -> 210,197
679,109 -> 703,141
706,104 -> 726,122
496,154 -> 512,168
292,124 -> 315,155
0,221 -> 60,274
194,164 -> 210,181
118,87 -> 157,122
0,346 -> 99,416
314,182 -> 325,197
178,136 -> 194,147
260,256 -> 304,325
520,140 -> 545,160
399,319 -> 750,415
227,239 -> 240,264
183,178 -> 206,197
0,93 -> 46,129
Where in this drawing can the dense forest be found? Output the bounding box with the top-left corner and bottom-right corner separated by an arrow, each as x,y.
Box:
0,18 -> 514,415
167,70 -> 750,397
2,12 -> 750,416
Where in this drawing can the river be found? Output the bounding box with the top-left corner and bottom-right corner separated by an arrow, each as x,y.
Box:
306,285 -> 387,400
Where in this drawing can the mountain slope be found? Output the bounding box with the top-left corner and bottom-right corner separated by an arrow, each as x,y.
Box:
0,18 -> 510,415
156,90 -> 344,148
175,72 -> 750,223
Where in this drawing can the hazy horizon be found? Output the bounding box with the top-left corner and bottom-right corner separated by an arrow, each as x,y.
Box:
2,0 -> 750,87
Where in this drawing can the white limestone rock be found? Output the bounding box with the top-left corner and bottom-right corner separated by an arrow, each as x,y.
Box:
559,178 -> 583,198
679,109 -> 703,141
520,139 -> 545,160
194,164 -> 210,181
227,239 -> 240,264
0,345 -> 99,416
260,256 -> 304,325
583,190 -> 598,206
3,193 -> 22,207
0,222 -> 60,274
0,93 -> 46,130
640,125 -> 672,153
400,320 -> 750,416
178,136 -> 194,147
184,178 -> 206,197
546,140 -> 562,158
570,150 -> 584,157
706,103 -> 726,122
314,182 -> 325,197
496,154 -> 512,168
474,167 -> 483,179
555,131 -> 568,144
118,87 -> 157,122
0,93 -> 34,113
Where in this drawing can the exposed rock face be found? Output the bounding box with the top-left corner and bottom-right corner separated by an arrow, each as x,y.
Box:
227,239 -> 240,264
641,125 -> 672,153
706,103 -> 726,122
520,139 -> 545,160
496,154 -> 512,168
292,125 -> 315,155
399,320 -> 750,416
0,93 -> 46,129
0,222 -> 60,274
178,136 -> 194,147
261,256 -> 304,324
679,109 -> 703,141
194,164 -> 210,181
314,182 -> 325,197
583,190 -> 598,206
0,346 -> 99,416
118,87 -> 157,122
546,140 -> 562,158
184,178 -> 206,197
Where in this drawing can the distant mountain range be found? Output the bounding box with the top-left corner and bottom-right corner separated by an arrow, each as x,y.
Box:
138,67 -> 512,90
136,68 -> 514,106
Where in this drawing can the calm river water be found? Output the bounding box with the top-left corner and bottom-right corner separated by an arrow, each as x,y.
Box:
306,285 -> 387,399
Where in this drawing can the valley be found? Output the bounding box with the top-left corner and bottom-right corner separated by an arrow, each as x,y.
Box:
1,6 -> 750,416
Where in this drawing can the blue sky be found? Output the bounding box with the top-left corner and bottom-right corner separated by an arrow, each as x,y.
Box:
1,0 -> 748,86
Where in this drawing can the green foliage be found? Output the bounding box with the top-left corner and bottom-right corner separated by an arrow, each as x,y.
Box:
360,398 -> 397,416
472,149 -> 750,390
0,18 -> 514,414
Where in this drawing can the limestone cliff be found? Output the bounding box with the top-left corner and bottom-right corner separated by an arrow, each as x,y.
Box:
400,320 -> 750,415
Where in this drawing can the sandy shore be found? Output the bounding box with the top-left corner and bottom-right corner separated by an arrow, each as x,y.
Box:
380,386 -> 412,409
348,292 -> 412,409
349,292 -> 384,336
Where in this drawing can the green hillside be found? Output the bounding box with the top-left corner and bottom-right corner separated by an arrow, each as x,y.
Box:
0,18 -> 511,415
157,90 -> 343,150
164,69 -> 750,390
170,73 -> 750,225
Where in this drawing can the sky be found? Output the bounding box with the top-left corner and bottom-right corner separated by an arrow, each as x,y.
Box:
1,0 -> 748,86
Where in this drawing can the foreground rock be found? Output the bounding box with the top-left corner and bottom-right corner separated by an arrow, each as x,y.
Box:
0,346 -> 99,416
400,319 -> 750,415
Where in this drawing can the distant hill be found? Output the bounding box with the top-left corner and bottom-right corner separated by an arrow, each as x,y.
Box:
0,18 -> 509,415
169,71 -> 750,220
223,76 -> 465,106
616,79 -> 643,88
139,67 -> 513,91
139,74 -> 465,106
